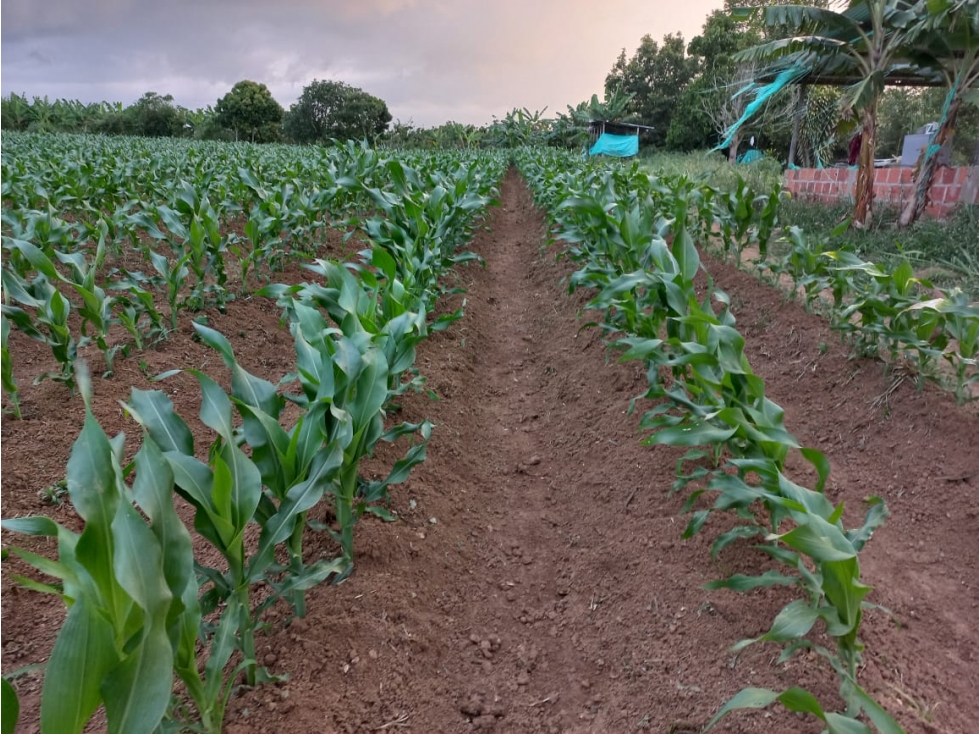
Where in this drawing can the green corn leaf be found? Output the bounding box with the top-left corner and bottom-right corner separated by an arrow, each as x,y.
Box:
8,239 -> 61,280
365,506 -> 397,521
710,525 -> 766,560
2,678 -> 19,734
103,502 -> 174,734
202,599 -> 242,705
848,497 -> 889,552
4,546 -> 76,585
40,597 -> 118,734
771,513 -> 856,563
216,442 -> 263,537
372,245 -> 397,282
762,598 -> 820,643
191,322 -> 235,368
68,386 -> 128,629
705,569 -> 799,591
2,516 -> 62,537
231,363 -> 281,418
821,557 -> 870,631
189,371 -> 235,439
850,682 -> 906,734
824,713 -> 873,734
164,452 -> 232,549
292,402 -> 330,476
210,454 -> 235,538
702,687 -> 782,732
681,509 -> 710,538
250,442 -> 342,578
648,423 -> 737,447
800,447 -> 831,493
126,389 -> 194,455
349,348 -> 390,428
776,471 -> 836,519
131,437 -> 200,669
671,226 -> 700,283
236,402 -> 296,499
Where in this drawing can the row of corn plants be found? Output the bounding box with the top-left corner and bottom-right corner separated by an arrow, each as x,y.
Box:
516,148 -> 904,734
746,228 -> 979,403
1,148 -> 505,734
0,132 -> 502,414
650,159 -> 979,404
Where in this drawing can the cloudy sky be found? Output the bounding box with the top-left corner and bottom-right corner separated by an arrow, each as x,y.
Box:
2,0 -> 723,127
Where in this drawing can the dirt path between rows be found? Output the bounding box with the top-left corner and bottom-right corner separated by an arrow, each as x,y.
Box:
3,170 -> 977,734
224,171 -> 978,734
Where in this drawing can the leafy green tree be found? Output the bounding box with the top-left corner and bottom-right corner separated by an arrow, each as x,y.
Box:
666,77 -> 718,150
123,92 -> 184,137
283,80 -> 392,144
605,33 -> 698,148
215,81 -> 284,143
667,11 -> 760,152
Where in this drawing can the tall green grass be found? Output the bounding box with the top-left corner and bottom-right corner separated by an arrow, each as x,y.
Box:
641,150 -> 979,296
777,199 -> 979,296
641,150 -> 784,193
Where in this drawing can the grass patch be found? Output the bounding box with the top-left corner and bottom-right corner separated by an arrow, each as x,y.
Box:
642,150 -> 783,193
777,199 -> 979,296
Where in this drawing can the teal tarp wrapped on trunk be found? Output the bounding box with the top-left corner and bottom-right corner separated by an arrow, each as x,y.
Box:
589,133 -> 639,158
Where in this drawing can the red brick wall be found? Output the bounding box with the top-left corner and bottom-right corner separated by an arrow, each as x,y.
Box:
784,166 -> 979,219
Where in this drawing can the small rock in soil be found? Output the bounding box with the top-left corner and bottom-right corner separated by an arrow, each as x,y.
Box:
461,695 -> 485,717
473,714 -> 497,730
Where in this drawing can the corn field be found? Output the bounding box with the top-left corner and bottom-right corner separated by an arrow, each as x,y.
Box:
2,133 -> 977,734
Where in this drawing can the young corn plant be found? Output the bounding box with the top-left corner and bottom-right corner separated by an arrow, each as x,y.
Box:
1,276 -> 77,391
1,366 -> 221,734
1,314 -> 20,418
279,303 -> 431,577
703,470 -> 901,734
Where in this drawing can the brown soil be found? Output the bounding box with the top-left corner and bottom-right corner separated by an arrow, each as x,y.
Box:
3,171 -> 978,734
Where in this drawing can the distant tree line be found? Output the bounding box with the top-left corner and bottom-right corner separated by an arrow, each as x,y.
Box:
1,79 -> 392,145
5,0 -> 977,167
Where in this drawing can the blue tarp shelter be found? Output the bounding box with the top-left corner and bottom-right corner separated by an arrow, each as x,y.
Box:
587,120 -> 653,158
590,133 -> 639,157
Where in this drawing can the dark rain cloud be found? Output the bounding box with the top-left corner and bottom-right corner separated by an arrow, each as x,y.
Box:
1,0 -> 722,126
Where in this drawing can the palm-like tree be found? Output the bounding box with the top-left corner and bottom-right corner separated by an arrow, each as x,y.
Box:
735,0 -> 927,227
572,88 -> 639,125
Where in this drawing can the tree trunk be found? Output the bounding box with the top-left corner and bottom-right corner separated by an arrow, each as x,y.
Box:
788,86 -> 806,168
852,103 -> 878,228
899,95 -> 962,227
728,130 -> 742,165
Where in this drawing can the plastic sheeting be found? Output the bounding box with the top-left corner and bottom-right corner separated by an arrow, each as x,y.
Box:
713,65 -> 809,152
737,149 -> 764,164
589,133 -> 639,157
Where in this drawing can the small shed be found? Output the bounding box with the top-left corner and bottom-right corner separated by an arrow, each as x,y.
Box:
587,120 -> 654,158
